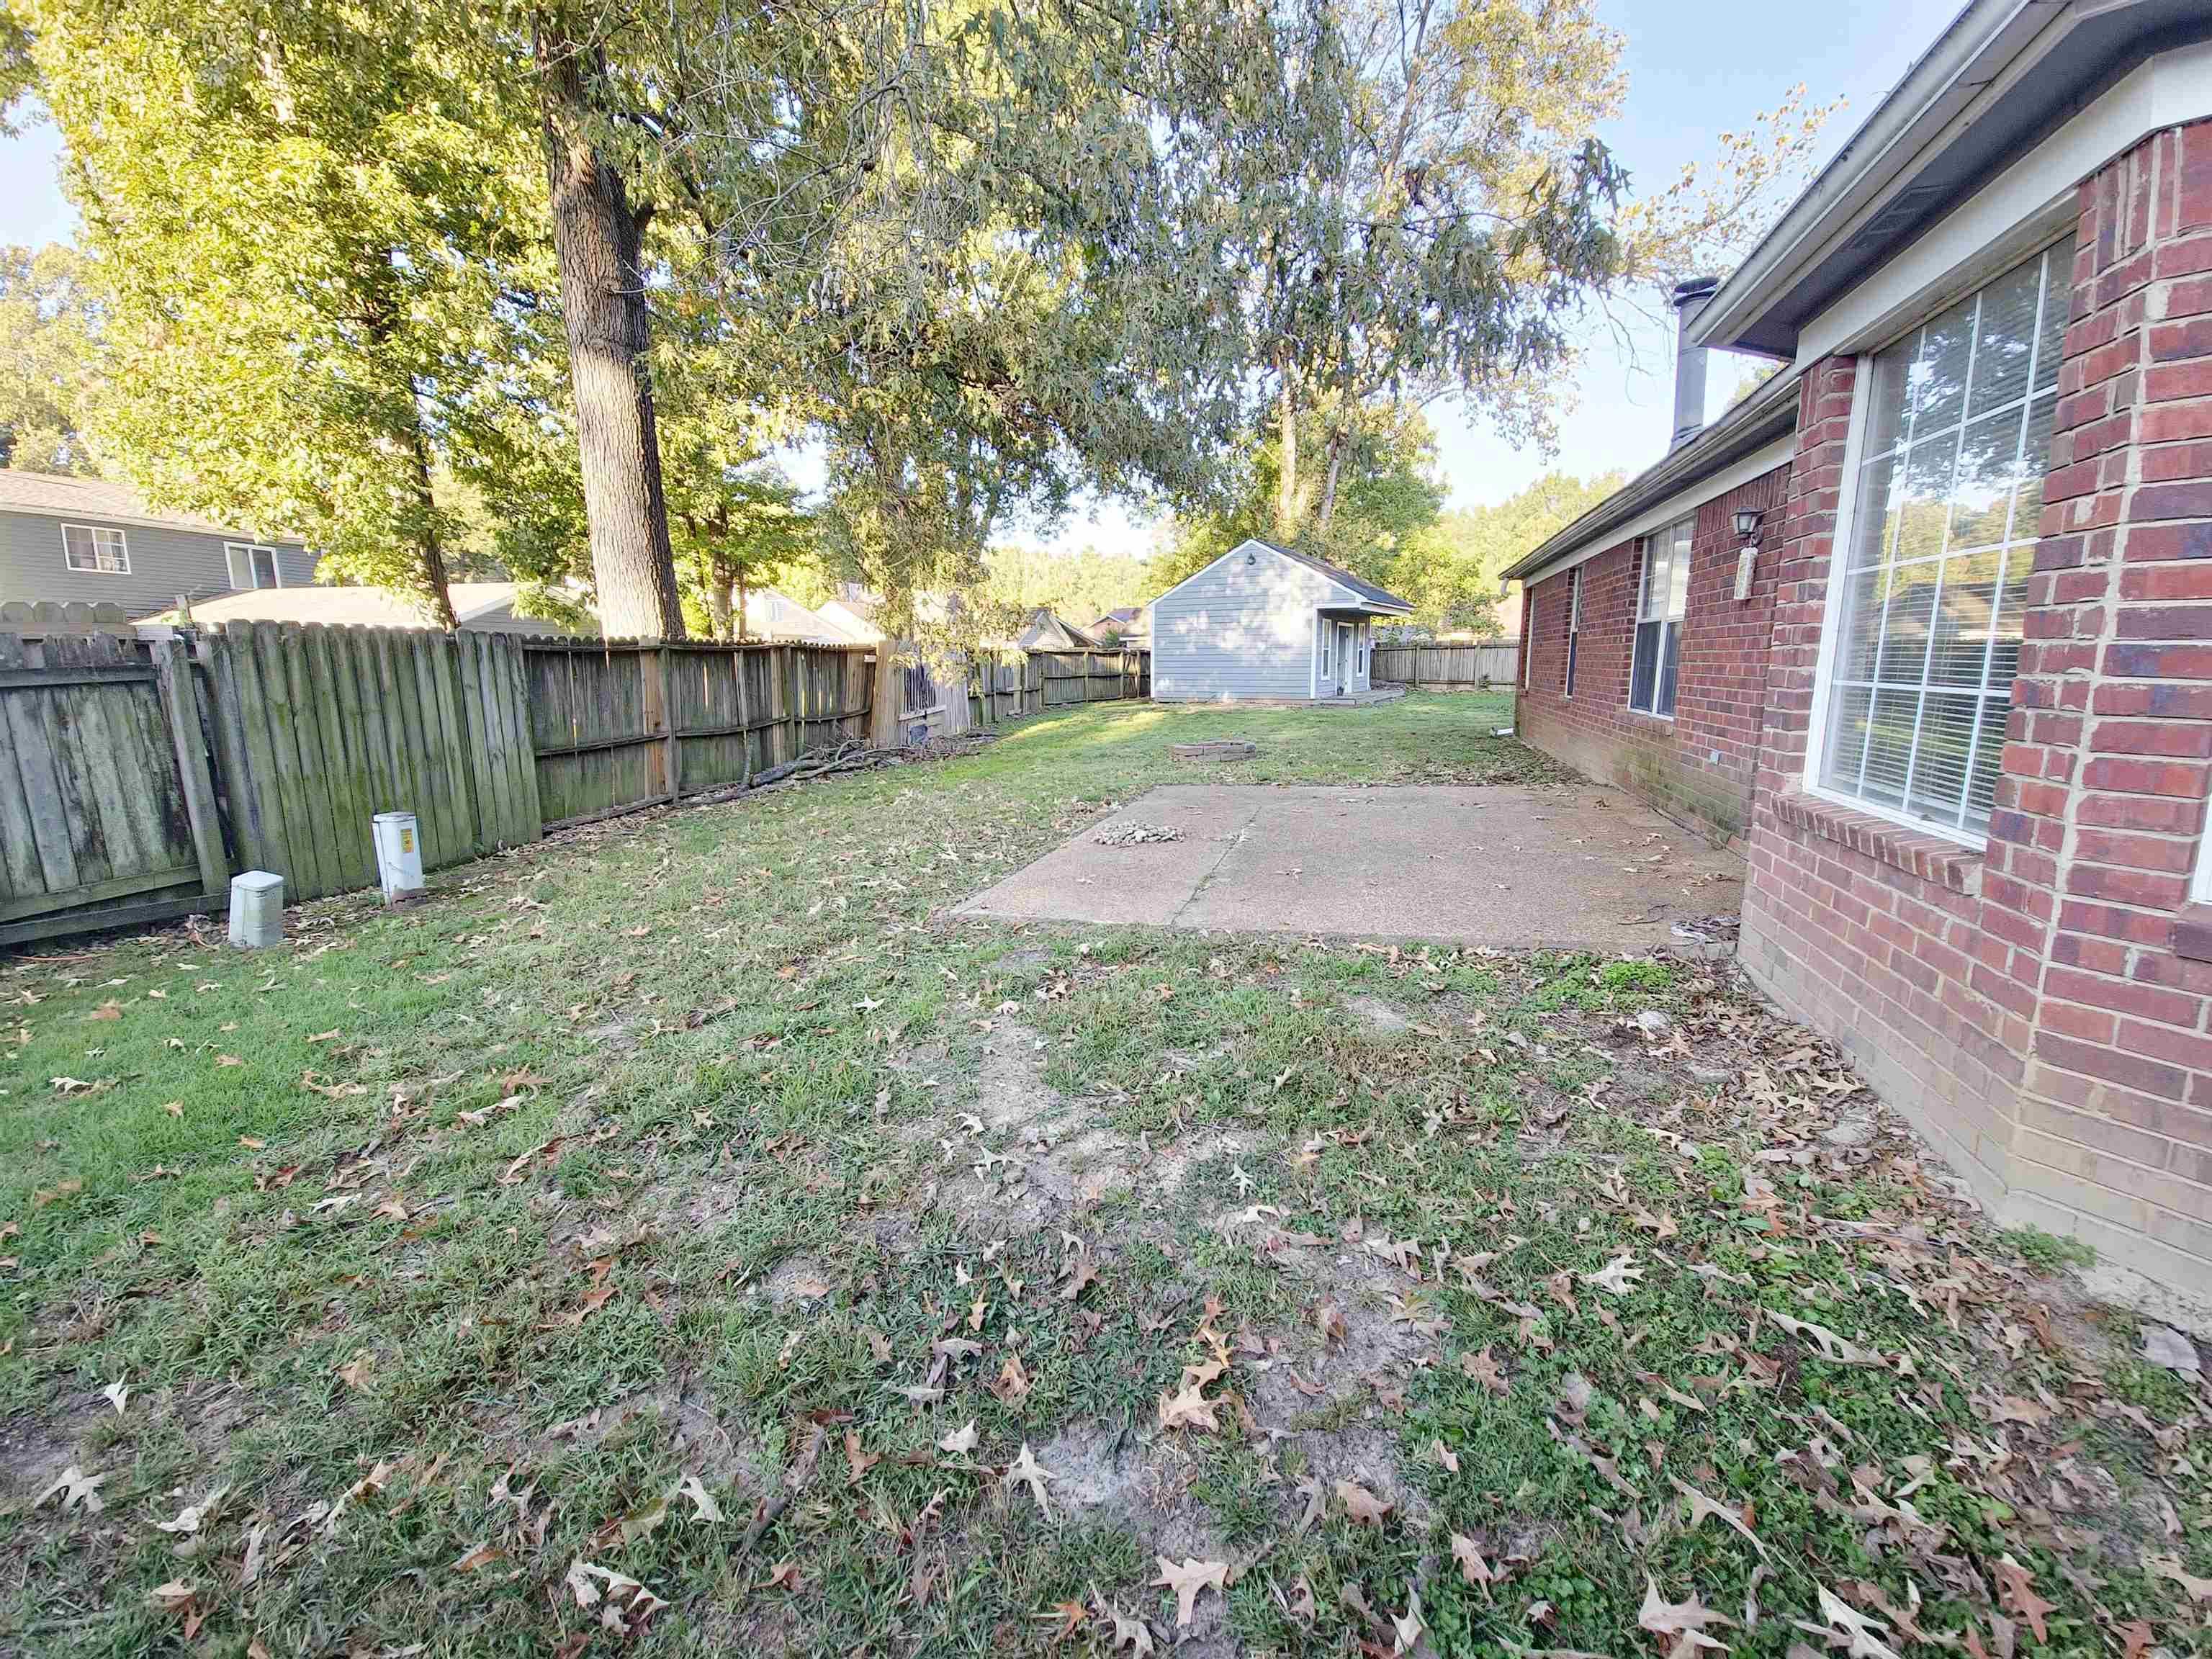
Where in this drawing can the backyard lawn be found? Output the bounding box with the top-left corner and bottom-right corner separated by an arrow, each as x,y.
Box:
1,691 -> 2206,1658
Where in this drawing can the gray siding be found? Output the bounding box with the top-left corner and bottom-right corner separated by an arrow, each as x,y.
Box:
1152,544 -> 1330,701
0,507 -> 314,618
1316,616 -> 1375,696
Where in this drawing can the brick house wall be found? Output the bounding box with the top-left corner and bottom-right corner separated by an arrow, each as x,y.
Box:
1516,465 -> 1791,845
1740,117 -> 2212,1291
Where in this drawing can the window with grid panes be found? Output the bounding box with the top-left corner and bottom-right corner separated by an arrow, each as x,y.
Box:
1629,519 -> 1690,716
1815,241 -> 2069,837
1564,567 -> 1581,696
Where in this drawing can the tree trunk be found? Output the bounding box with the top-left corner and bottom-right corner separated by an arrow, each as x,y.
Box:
1317,423 -> 1349,534
704,551 -> 735,640
403,405 -> 459,631
534,9 -> 685,640
1274,360 -> 1300,544
736,559 -> 749,642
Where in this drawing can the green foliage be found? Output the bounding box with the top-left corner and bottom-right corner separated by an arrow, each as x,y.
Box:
2001,1225 -> 2097,1273
1598,958 -> 1671,992
981,544 -> 1151,634
1155,404 -> 1622,635
17,0 -> 549,625
0,240 -> 99,473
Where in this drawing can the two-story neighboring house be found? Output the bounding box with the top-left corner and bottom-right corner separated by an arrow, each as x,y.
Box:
0,471 -> 314,618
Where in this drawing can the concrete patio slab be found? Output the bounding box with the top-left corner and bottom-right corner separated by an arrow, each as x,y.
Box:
953,783 -> 1745,952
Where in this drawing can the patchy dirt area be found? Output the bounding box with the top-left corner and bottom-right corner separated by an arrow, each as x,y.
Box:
4,696 -> 2208,1659
953,783 -> 1745,951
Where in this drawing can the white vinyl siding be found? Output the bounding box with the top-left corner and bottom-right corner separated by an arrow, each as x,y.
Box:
1812,240 -> 2068,840
1151,542 -> 1335,701
61,523 -> 129,575
1629,520 -> 1690,716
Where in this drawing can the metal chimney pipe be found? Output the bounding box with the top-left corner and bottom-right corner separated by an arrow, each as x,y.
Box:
1670,276 -> 1722,451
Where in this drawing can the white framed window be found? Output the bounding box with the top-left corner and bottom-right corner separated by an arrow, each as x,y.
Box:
1320,622 -> 1331,678
225,541 -> 282,590
1565,567 -> 1583,697
61,523 -> 130,575
1809,239 -> 2069,842
1629,518 -> 1691,716
1357,624 -> 1368,675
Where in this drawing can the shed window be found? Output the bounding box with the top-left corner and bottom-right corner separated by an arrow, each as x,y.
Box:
226,542 -> 282,590
1812,240 -> 2068,839
1564,567 -> 1582,697
62,523 -> 130,575
1629,519 -> 1690,716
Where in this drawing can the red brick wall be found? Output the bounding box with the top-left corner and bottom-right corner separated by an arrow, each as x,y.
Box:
1740,117 -> 2212,1292
1989,119 -> 2212,1280
1737,359 -> 2036,1204
1516,465 -> 1790,843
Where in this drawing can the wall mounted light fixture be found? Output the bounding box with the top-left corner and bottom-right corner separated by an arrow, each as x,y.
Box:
1732,508 -> 1763,600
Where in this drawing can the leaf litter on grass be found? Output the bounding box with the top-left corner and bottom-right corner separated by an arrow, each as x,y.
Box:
0,694 -> 2206,1659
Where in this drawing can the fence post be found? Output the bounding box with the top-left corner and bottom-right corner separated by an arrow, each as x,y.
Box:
786,645 -> 801,759
870,647 -> 897,748
660,642 -> 680,801
153,638 -> 228,901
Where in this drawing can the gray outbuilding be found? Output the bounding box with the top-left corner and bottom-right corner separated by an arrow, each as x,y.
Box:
1148,537 -> 1411,703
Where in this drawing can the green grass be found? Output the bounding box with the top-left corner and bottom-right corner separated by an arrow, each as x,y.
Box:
1,691 -> 2207,1659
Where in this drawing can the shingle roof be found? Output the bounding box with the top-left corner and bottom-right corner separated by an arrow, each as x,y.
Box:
169,582 -> 583,633
1016,608 -> 1107,651
1251,540 -> 1413,612
0,469 -> 279,539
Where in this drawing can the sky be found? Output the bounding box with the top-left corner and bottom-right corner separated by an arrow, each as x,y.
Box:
0,0 -> 1944,557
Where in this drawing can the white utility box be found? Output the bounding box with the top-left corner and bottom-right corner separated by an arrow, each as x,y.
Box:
228,870 -> 284,948
371,811 -> 426,904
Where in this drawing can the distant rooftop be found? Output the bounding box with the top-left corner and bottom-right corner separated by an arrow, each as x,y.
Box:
0,469 -> 294,541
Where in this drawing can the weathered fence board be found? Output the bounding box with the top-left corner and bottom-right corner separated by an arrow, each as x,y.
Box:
1370,641 -> 1519,688
525,639 -> 876,830
1,620 -> 1141,947
0,630 -> 211,945
186,622 -> 537,904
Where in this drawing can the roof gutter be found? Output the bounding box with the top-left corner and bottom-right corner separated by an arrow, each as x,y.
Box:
1499,367 -> 1801,585
1689,0 -> 2062,356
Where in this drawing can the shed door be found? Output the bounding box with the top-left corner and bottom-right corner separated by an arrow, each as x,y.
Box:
1331,624 -> 1351,695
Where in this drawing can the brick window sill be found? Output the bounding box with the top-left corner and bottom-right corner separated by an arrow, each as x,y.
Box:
1769,788 -> 1983,895
2173,905 -> 2212,963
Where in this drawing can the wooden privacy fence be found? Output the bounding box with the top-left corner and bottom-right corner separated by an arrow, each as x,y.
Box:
0,631 -> 225,945
526,639 -> 876,829
197,622 -> 539,904
0,621 -> 884,946
966,648 -> 1148,728
893,647 -> 1151,742
0,620 -> 1141,946
1370,641 -> 1519,688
